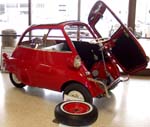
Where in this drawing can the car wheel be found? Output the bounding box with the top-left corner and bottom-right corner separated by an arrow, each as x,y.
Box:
55,100 -> 98,126
63,83 -> 93,103
9,73 -> 25,88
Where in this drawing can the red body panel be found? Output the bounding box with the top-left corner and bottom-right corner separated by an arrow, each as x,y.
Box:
4,45 -> 105,97
3,1 -> 148,100
91,61 -> 120,80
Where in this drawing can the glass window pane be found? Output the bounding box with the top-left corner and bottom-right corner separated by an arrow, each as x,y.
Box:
136,0 -> 150,68
0,1 -> 28,34
21,29 -> 49,48
21,28 -> 71,51
136,0 -> 150,38
0,1 -> 28,44
95,9 -> 121,38
81,0 -> 129,24
32,0 -> 78,24
80,0 -> 97,23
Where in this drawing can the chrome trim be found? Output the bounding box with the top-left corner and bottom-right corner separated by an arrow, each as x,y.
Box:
107,77 -> 121,89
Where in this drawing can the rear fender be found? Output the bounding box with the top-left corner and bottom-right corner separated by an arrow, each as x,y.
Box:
3,54 -> 29,84
3,53 -> 9,60
2,53 -> 16,72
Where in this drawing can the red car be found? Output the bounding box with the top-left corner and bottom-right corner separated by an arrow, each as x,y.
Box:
3,1 -> 148,103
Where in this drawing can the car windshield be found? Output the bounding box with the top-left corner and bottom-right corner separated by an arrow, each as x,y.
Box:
94,8 -> 121,38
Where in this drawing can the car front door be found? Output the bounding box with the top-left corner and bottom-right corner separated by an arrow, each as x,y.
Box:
88,0 -> 148,74
25,28 -> 73,90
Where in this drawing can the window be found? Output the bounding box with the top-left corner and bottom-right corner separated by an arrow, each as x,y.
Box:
0,4 -> 5,15
81,0 -> 129,25
95,8 -> 121,38
135,0 -> 150,68
135,0 -> 150,38
20,28 -> 70,52
32,0 -> 78,24
0,1 -> 28,36
81,0 -> 97,23
20,29 -> 49,48
20,3 -> 28,14
44,29 -> 71,51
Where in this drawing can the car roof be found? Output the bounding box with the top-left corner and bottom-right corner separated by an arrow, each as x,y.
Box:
27,21 -> 89,30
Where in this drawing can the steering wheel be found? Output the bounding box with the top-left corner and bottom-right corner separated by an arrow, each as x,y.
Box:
31,37 -> 43,49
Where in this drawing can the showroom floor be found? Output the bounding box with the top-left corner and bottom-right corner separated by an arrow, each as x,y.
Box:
0,73 -> 150,127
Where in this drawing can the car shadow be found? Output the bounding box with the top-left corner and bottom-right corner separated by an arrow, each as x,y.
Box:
22,86 -> 63,104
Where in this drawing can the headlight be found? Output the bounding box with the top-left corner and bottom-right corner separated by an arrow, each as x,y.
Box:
73,55 -> 81,69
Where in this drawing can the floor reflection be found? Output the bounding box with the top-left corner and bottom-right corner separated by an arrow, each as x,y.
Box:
1,73 -> 150,127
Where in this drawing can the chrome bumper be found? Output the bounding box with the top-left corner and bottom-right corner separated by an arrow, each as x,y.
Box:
88,75 -> 129,98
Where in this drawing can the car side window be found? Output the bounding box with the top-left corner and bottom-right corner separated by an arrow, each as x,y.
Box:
20,29 -> 49,48
41,29 -> 71,52
20,29 -> 71,52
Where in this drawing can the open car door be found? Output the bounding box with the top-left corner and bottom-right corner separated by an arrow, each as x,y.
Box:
88,0 -> 148,74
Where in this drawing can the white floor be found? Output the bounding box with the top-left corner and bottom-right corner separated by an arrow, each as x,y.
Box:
0,73 -> 150,127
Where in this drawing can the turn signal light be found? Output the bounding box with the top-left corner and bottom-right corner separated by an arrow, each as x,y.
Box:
73,55 -> 81,69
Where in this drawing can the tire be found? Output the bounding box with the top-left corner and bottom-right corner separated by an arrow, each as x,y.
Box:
63,83 -> 93,104
55,100 -> 98,126
9,73 -> 25,88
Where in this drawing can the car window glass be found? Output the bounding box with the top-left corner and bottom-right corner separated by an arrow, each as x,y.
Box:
95,8 -> 121,38
20,29 -> 49,48
20,28 -> 71,52
42,29 -> 71,52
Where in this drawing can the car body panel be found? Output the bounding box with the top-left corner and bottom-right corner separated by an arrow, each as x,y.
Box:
3,21 -> 106,97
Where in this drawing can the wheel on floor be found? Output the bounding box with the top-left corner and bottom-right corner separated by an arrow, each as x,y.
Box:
54,100 -> 98,126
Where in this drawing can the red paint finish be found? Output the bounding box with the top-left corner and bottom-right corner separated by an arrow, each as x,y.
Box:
3,1 -> 148,101
62,102 -> 91,115
91,61 -> 120,80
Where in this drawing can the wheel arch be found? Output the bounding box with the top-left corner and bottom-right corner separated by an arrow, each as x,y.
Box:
60,80 -> 96,97
61,80 -> 93,103
61,80 -> 83,92
61,79 -> 105,98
